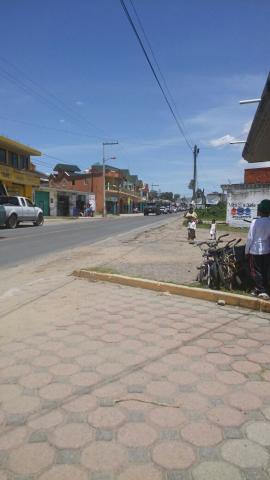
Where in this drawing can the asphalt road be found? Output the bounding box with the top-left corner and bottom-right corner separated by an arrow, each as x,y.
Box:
0,215 -> 176,268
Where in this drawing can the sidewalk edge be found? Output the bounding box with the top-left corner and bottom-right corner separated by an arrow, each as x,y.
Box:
73,270 -> 270,313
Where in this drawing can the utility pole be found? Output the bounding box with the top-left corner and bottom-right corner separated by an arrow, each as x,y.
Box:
102,141 -> 118,217
151,184 -> 159,201
193,145 -> 199,204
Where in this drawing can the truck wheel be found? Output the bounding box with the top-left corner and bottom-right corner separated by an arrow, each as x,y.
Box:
6,214 -> 18,229
33,213 -> 44,226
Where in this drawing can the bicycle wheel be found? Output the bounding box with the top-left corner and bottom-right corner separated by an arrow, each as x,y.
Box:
218,262 -> 225,287
210,261 -> 220,290
198,265 -> 208,286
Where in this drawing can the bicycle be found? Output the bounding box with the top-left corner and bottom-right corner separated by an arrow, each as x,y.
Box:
196,234 -> 229,289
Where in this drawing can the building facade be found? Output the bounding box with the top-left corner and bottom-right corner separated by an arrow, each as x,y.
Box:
0,135 -> 41,198
48,163 -> 146,215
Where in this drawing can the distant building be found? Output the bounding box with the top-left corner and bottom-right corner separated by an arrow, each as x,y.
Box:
46,162 -> 147,215
206,192 -> 226,206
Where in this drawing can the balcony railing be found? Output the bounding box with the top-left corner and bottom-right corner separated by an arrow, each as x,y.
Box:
106,185 -> 142,199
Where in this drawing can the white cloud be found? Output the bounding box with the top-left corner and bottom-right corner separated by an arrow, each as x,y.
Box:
239,158 -> 247,165
59,119 -> 65,123
209,134 -> 237,147
242,120 -> 252,135
75,100 -> 84,106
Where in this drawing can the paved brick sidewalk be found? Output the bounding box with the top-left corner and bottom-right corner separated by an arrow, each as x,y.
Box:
1,279 -> 270,479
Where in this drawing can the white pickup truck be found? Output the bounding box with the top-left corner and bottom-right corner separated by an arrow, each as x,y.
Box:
0,196 -> 44,229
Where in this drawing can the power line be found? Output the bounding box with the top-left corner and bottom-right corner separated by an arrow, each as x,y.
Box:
0,115 -> 103,140
0,56 -> 110,138
120,0 -> 193,152
128,0 -> 194,148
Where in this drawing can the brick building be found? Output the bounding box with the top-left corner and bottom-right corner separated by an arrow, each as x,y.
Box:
244,167 -> 270,185
48,163 -> 146,215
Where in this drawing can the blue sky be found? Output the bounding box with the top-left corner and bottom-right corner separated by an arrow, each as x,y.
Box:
1,0 -> 269,195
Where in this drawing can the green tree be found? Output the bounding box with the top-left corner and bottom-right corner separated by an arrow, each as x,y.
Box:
160,192 -> 173,201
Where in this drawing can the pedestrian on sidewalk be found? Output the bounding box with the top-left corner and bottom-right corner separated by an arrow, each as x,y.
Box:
185,207 -> 198,242
245,199 -> 270,300
187,218 -> 197,242
210,219 -> 217,240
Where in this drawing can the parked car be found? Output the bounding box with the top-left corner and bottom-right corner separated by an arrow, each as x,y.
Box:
144,202 -> 161,216
0,196 -> 44,229
160,206 -> 167,214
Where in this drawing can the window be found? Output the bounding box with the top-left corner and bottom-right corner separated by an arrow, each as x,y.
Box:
72,180 -> 75,186
0,149 -> 6,164
26,199 -> 34,207
8,152 -> 19,169
0,196 -> 19,206
19,155 -> 29,170
21,198 -> 26,206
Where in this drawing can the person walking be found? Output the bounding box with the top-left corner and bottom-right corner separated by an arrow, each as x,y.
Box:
245,199 -> 270,300
185,207 -> 198,242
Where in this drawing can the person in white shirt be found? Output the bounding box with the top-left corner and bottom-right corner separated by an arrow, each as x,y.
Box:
245,199 -> 270,300
210,219 -> 216,240
187,219 -> 197,242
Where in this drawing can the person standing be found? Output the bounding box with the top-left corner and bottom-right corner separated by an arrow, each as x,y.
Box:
245,199 -> 270,300
210,219 -> 217,240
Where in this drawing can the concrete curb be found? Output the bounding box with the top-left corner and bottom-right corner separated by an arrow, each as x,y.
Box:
73,269 -> 270,313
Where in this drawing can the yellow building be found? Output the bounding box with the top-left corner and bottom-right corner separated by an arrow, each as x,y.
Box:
0,135 -> 41,198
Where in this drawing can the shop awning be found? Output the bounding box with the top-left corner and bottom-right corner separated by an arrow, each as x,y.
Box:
242,73 -> 270,162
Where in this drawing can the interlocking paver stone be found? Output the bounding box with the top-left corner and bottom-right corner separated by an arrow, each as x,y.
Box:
7,443 -> 54,474
39,464 -> 88,480
50,423 -> 93,448
0,427 -> 27,450
39,383 -> 73,400
246,421 -> 270,446
192,461 -> 243,480
221,439 -> 269,468
207,406 -> 245,426
149,406 -> 186,428
152,441 -> 196,469
118,464 -> 162,480
81,442 -> 126,471
118,422 -> 158,447
181,422 -> 222,446
3,245 -> 270,480
88,406 -> 125,429
228,391 -> 262,410
2,395 -> 40,415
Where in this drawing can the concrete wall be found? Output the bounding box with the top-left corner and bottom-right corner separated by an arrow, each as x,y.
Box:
226,184 -> 270,227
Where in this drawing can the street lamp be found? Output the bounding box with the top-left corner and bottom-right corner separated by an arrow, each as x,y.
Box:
102,142 -> 118,217
239,98 -> 261,105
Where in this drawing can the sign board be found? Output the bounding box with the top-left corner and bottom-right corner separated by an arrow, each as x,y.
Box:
227,200 -> 257,227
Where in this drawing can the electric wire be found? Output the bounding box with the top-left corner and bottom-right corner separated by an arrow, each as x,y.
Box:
0,115 -> 103,140
0,56 -> 109,138
128,0 -> 194,148
120,0 -> 194,152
